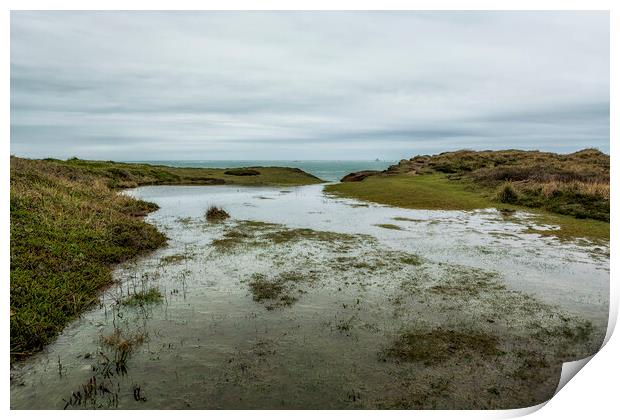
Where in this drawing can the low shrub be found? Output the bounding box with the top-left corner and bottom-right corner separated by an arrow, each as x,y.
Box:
224,168 -> 260,176
205,206 -> 230,221
497,183 -> 519,204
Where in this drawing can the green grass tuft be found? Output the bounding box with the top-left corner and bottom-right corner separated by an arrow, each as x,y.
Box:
122,288 -> 164,306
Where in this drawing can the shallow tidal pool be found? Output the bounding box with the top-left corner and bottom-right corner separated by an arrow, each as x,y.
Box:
10,184 -> 609,409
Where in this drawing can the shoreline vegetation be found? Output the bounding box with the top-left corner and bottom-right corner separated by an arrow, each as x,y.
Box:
327,149 -> 609,241
10,149 -> 609,359
10,156 -> 323,358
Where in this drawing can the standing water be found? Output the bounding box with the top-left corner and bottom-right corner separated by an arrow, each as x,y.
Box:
10,184 -> 608,409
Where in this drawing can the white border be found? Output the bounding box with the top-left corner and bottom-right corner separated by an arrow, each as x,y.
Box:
2,1 -> 616,419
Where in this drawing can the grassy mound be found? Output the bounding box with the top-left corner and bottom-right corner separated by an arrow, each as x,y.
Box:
326,149 -> 609,240
396,149 -> 609,221
49,157 -> 323,187
10,157 -> 166,358
205,206 -> 230,221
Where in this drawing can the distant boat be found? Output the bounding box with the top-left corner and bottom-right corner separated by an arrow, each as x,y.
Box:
375,158 -> 381,162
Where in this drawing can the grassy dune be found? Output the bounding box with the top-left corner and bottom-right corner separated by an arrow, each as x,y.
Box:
50,157 -> 323,187
326,149 -> 609,241
10,156 -> 322,358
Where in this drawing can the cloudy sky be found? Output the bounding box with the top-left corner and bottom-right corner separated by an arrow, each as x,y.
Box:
11,11 -> 609,160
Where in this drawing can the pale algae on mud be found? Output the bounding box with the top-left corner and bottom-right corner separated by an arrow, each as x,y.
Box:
10,185 -> 608,409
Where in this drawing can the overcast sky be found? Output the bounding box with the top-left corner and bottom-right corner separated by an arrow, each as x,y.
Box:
11,11 -> 609,161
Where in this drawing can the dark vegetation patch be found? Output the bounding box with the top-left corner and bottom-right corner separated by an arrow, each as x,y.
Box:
392,216 -> 426,222
533,319 -> 594,344
159,253 -> 189,265
262,227 -> 363,245
508,350 -> 551,382
121,288 -> 164,306
176,216 -> 193,225
382,327 -> 501,365
210,220 -> 275,251
375,223 -> 403,230
224,168 -> 260,176
384,261 -> 602,408
328,250 -> 422,274
427,267 -> 504,298
205,206 -> 230,222
399,255 -> 423,266
497,183 -> 519,204
211,220 -> 368,253
247,271 -> 315,310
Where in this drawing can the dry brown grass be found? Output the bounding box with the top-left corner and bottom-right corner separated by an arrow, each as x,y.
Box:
205,206 -> 230,221
383,148 -> 610,221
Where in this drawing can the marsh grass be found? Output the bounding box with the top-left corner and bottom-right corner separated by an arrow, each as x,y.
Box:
210,222 -> 268,251
375,223 -> 404,230
329,250 -> 422,274
263,228 -> 359,244
399,255 -> 423,266
121,288 -> 164,306
205,206 -> 230,222
247,271 -> 314,310
101,328 -> 146,364
393,216 -> 426,222
211,220 -> 368,253
382,327 -> 501,365
159,253 -> 189,265
63,327 -> 147,409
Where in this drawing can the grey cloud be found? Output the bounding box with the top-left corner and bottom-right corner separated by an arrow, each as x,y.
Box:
10,11 -> 609,160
